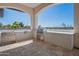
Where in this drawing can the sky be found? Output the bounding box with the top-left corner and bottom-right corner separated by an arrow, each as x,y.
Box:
38,3 -> 74,27
0,3 -> 74,27
0,8 -> 31,26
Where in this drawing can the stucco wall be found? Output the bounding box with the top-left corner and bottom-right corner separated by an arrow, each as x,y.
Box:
74,33 -> 79,48
74,3 -> 79,48
15,31 -> 32,42
44,32 -> 74,49
1,32 -> 16,43
0,31 -> 32,46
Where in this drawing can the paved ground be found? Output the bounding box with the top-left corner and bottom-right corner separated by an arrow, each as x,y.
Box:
0,40 -> 79,56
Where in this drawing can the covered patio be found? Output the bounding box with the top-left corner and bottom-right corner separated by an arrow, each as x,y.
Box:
0,3 -> 79,56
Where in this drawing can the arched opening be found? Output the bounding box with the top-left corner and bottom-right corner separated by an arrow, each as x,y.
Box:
0,7 -> 32,46
0,7 -> 31,31
36,3 -> 74,49
37,3 -> 74,33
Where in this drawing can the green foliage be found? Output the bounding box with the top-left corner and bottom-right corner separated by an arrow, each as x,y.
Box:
0,23 -> 3,29
19,22 -> 24,27
0,21 -> 25,29
11,21 -> 24,29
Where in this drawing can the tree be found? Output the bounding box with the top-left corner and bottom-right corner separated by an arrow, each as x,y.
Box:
6,24 -> 11,29
11,21 -> 20,29
0,23 -> 3,29
11,21 -> 24,29
19,22 -> 24,28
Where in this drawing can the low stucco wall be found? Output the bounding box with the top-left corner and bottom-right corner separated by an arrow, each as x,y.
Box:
15,31 -> 32,42
44,32 -> 74,49
0,31 -> 32,46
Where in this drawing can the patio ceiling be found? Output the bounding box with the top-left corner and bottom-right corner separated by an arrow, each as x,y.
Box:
21,3 -> 52,13
22,3 -> 41,8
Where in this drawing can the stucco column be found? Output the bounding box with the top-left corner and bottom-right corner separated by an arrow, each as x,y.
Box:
31,9 -> 37,39
74,3 -> 79,48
